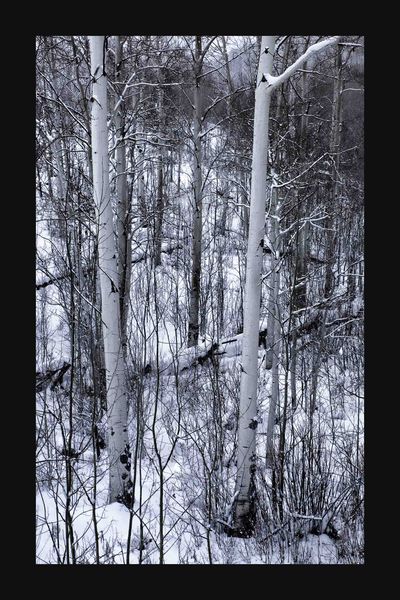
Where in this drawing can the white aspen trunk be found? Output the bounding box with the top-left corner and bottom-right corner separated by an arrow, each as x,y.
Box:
89,36 -> 132,504
188,36 -> 203,347
231,36 -> 341,536
231,36 -> 276,536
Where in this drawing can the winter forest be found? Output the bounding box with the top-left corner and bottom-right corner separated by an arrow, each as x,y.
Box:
35,35 -> 364,564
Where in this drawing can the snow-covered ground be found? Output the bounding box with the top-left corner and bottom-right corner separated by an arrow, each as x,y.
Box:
36,135 -> 363,565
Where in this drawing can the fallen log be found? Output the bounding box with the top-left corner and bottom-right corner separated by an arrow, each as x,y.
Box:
36,362 -> 71,392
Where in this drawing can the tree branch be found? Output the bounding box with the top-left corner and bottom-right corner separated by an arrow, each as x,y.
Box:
264,36 -> 341,90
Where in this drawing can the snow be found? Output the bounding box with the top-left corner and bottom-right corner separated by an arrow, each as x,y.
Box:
36,337 -> 363,564
36,201 -> 363,562
36,34 -> 363,564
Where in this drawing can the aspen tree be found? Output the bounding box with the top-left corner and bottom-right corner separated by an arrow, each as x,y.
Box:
232,36 -> 276,536
89,35 -> 132,504
231,35 -> 341,536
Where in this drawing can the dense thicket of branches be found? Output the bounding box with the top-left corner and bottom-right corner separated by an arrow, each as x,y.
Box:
36,35 -> 364,564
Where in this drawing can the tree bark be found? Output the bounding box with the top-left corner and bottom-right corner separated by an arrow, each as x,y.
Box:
89,35 -> 132,504
324,46 -> 343,298
231,36 -> 276,537
115,36 -> 132,356
231,35 -> 341,537
188,36 -> 204,347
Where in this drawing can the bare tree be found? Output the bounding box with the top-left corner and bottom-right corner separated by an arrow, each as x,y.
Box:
231,35 -> 341,537
89,35 -> 132,504
188,36 -> 205,347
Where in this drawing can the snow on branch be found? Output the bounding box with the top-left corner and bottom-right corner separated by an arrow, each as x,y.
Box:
264,37 -> 341,91
110,70 -> 136,117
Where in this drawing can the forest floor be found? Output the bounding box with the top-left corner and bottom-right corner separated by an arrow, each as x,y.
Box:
36,340 -> 364,564
36,157 -> 363,565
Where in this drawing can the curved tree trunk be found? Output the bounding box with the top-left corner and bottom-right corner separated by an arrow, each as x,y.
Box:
230,35 -> 341,537
231,36 -> 276,537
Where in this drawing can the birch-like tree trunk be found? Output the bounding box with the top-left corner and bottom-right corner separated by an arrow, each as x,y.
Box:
231,36 -> 276,536
89,35 -> 132,504
188,36 -> 203,347
231,35 -> 341,536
